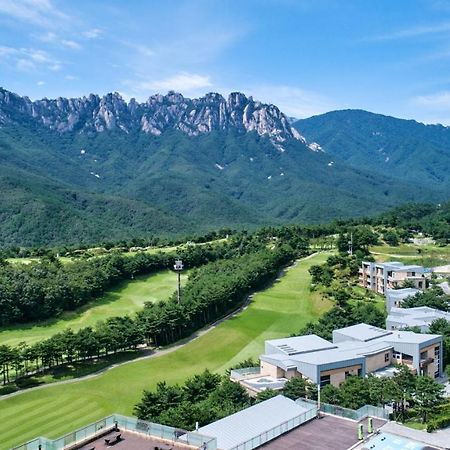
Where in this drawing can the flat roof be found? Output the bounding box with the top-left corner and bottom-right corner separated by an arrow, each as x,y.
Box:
197,395 -> 312,450
385,330 -> 442,344
76,429 -> 197,450
266,335 -> 336,355
260,415 -> 386,450
385,288 -> 420,298
334,323 -> 393,342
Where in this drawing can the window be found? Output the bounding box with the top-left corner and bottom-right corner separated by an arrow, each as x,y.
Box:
320,374 -> 330,387
345,371 -> 350,379
384,353 -> 390,362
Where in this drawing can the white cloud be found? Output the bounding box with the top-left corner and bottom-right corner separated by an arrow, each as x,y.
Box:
38,32 -> 81,49
0,45 -> 61,71
244,84 -> 336,118
0,0 -> 68,28
82,28 -> 102,39
365,21 -> 450,42
61,39 -> 81,50
64,74 -> 77,80
412,91 -> 450,110
37,80 -> 45,85
128,73 -> 213,97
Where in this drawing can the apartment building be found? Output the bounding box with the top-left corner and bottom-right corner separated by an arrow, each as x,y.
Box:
359,261 -> 429,294
233,324 -> 443,392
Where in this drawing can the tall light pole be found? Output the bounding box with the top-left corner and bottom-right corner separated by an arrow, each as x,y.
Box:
174,259 -> 183,304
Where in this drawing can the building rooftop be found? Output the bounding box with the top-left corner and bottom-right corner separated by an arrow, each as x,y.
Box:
385,330 -> 442,344
265,335 -> 336,355
388,306 -> 450,330
333,323 -> 393,342
363,261 -> 427,272
197,395 -> 313,450
260,415 -> 386,450
385,288 -> 420,298
76,429 -> 197,450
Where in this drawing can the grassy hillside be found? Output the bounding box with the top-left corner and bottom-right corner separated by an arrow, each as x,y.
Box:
0,270 -> 187,346
370,243 -> 450,267
0,252 -> 331,449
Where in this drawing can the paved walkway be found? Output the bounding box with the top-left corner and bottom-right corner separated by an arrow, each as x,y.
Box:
0,254 -> 318,401
381,421 -> 450,449
439,281 -> 450,295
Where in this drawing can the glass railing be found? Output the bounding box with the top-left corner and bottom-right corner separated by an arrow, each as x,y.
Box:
228,404 -> 317,450
230,367 -> 261,380
296,398 -> 389,421
12,414 -> 217,450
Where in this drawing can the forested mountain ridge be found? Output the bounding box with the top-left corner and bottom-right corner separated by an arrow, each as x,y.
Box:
294,109 -> 450,191
0,89 -> 447,247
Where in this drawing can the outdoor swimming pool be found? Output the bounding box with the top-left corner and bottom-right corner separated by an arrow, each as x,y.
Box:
365,432 -> 426,450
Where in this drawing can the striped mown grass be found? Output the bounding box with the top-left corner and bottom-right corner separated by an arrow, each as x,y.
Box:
0,252 -> 331,450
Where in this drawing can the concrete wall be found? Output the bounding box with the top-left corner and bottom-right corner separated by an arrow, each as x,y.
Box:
261,361 -> 285,378
419,343 -> 441,378
365,350 -> 392,373
320,364 -> 361,387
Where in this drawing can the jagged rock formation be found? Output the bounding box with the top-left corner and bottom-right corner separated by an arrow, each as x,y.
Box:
0,88 -> 303,147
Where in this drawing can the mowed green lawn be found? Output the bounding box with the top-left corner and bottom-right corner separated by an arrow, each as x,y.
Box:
0,270 -> 187,347
0,253 -> 331,449
370,243 -> 450,267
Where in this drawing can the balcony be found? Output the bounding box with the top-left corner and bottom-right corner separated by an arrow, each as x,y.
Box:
420,357 -> 434,368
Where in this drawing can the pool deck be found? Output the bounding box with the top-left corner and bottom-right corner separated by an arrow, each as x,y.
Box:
260,415 -> 386,450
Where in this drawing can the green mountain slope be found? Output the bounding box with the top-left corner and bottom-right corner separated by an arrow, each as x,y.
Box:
0,90 -> 448,247
294,109 -> 450,191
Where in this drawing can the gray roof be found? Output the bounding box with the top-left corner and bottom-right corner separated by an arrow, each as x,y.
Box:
197,395 -> 312,450
266,335 -> 335,355
387,307 -> 450,330
333,323 -> 392,342
363,261 -> 427,272
385,288 -> 420,299
385,330 -> 442,344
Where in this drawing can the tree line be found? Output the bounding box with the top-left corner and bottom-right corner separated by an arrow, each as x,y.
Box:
0,246 -> 295,387
0,235 -> 275,326
320,365 -> 448,430
134,368 -> 316,431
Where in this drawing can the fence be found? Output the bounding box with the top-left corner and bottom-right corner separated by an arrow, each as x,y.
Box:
228,404 -> 317,450
230,367 -> 261,381
296,398 -> 390,421
12,414 -> 217,450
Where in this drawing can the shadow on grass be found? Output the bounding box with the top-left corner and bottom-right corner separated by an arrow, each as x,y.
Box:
0,350 -> 144,396
0,273 -> 164,334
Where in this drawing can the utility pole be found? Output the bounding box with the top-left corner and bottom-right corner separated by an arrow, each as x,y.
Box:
174,259 -> 183,304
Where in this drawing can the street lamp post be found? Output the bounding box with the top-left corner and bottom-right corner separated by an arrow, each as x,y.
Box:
174,259 -> 184,304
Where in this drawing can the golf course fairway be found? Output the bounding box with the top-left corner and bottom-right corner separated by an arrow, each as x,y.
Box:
0,252 -> 331,449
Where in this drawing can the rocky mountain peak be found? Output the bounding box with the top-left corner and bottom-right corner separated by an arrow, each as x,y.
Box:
0,87 -> 306,148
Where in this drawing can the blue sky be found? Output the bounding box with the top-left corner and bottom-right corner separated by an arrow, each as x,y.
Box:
2,0 -> 450,123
